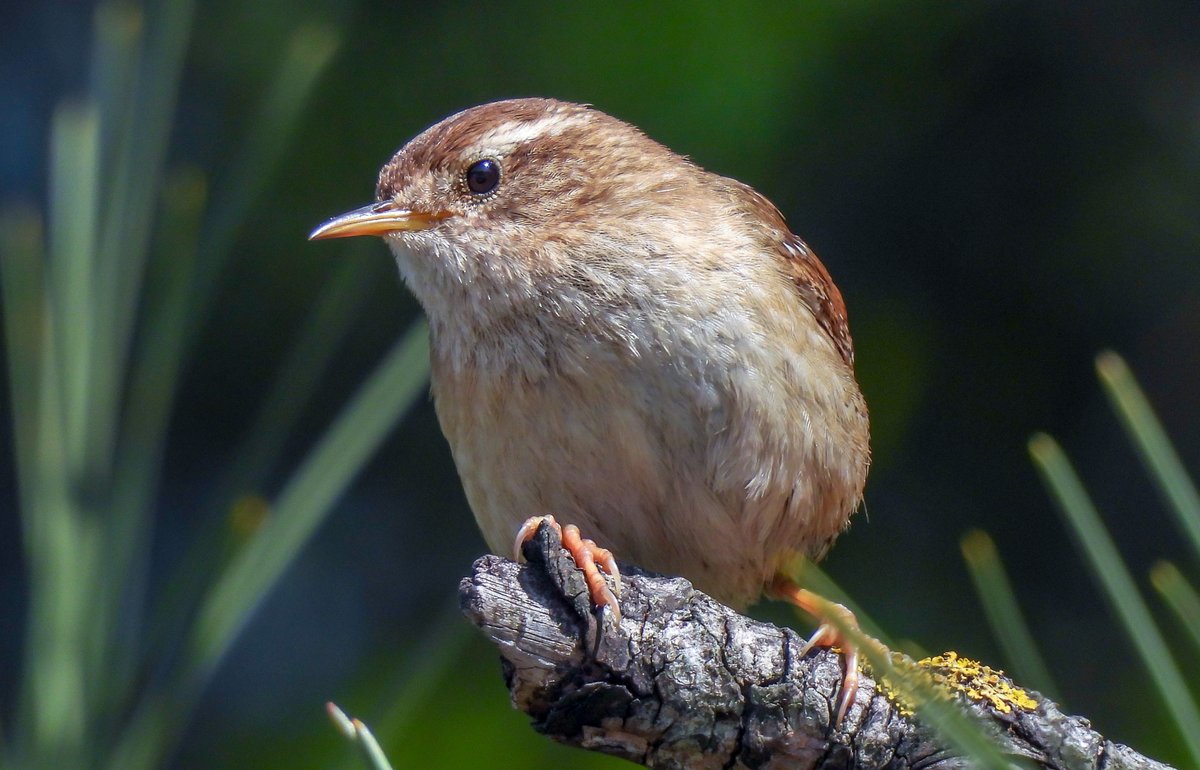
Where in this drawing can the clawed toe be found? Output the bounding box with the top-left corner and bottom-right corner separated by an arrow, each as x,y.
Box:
513,514 -> 558,562
770,575 -> 867,726
514,516 -> 622,623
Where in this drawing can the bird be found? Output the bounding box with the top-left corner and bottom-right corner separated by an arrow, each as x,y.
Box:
310,98 -> 872,723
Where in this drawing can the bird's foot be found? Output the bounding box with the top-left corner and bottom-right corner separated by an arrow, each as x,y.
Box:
769,576 -> 871,726
514,515 -> 623,623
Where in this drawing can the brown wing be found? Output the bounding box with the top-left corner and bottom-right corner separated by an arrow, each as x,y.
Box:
729,181 -> 855,367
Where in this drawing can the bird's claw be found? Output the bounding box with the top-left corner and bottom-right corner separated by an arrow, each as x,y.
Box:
514,515 -> 622,623
771,577 -> 865,726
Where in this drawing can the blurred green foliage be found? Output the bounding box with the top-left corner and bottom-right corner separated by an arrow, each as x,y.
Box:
2,1 -> 1199,768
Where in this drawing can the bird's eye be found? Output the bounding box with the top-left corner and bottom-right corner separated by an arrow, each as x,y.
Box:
465,159 -> 501,195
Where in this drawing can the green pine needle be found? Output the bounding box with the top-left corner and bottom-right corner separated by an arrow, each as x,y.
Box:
1150,561 -> 1200,656
960,529 -> 1061,703
189,320 -> 430,681
1029,433 -> 1200,767
1096,351 -> 1200,562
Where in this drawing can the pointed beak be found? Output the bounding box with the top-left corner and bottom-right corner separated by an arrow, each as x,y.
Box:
308,202 -> 449,240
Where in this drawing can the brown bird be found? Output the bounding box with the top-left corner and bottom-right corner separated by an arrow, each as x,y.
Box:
311,98 -> 871,722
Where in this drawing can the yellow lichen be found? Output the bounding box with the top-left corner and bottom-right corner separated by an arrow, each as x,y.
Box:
876,650 -> 1038,717
918,652 -> 1039,713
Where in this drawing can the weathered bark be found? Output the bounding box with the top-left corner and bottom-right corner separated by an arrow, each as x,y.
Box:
458,523 -> 1172,770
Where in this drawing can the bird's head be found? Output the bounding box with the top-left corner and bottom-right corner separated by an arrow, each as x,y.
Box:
311,99 -> 707,308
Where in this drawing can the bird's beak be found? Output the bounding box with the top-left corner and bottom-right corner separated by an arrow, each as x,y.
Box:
308,202 -> 448,240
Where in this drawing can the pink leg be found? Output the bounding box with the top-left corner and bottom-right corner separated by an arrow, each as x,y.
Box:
768,576 -> 864,726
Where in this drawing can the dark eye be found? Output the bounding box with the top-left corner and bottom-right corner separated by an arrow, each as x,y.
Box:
465,158 -> 500,194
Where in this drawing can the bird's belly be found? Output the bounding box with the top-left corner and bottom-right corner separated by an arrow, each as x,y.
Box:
432,348 -> 863,609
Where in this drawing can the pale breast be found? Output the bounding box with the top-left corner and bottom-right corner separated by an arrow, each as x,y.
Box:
429,301 -> 868,609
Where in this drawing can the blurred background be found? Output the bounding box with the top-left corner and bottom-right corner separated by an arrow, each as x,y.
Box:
2,1 -> 1199,768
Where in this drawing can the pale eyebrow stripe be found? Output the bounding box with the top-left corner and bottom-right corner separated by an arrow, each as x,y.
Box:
477,112 -> 589,152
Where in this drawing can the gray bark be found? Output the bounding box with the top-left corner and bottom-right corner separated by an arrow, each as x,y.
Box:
458,523 -> 1172,770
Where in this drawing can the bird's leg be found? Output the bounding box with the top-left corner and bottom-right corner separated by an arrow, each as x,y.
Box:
514,515 -> 623,623
768,575 -> 871,726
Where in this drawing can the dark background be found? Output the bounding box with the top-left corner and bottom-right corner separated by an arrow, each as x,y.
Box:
3,1 -> 1199,767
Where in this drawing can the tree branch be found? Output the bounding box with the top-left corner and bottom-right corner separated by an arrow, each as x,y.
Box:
458,523 -> 1172,770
